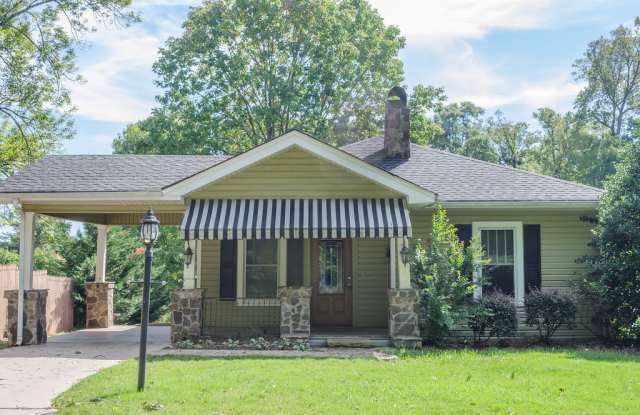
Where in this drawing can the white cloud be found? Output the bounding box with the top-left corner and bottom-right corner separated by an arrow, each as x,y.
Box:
69,29 -> 160,122
423,43 -> 582,117
68,4 -> 189,123
370,0 -> 606,45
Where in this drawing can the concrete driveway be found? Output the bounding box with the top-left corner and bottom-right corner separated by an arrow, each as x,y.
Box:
0,325 -> 170,414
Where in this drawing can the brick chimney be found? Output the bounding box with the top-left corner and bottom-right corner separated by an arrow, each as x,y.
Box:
384,86 -> 410,159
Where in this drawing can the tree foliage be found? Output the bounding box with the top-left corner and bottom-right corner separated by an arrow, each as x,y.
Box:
0,0 -> 136,177
586,140 -> 640,341
573,18 -> 640,139
412,207 -> 486,342
114,0 -> 404,154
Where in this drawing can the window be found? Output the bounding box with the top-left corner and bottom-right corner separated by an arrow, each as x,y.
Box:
481,229 -> 515,295
245,240 -> 278,298
235,239 -> 293,305
473,222 -> 524,304
319,240 -> 343,294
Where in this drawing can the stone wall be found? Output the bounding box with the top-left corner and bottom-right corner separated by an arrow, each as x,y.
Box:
171,289 -> 202,344
85,282 -> 114,329
4,289 -> 48,346
278,286 -> 311,338
388,288 -> 421,348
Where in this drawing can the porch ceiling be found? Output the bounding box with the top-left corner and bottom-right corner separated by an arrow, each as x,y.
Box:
19,201 -> 186,225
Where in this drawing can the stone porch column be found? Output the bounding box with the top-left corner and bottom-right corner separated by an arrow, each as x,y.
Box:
278,286 -> 311,339
388,288 -> 422,348
85,282 -> 114,328
4,289 -> 47,346
170,288 -> 203,344
85,225 -> 114,328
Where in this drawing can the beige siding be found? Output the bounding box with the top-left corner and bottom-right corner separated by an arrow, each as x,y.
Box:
353,239 -> 389,328
410,207 -> 597,339
189,146 -> 402,199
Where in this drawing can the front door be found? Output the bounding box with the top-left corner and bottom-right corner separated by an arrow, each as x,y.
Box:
311,239 -> 353,326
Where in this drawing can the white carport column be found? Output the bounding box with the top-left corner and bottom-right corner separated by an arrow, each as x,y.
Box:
16,211 -> 35,345
95,224 -> 108,283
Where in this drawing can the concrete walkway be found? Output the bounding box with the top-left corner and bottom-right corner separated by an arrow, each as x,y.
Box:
0,325 -> 170,415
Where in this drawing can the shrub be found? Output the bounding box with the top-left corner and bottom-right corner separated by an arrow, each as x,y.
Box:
467,291 -> 518,345
525,289 -> 577,343
412,206 -> 486,342
584,141 -> 640,341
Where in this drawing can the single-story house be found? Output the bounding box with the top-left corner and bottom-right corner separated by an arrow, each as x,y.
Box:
0,87 -> 601,347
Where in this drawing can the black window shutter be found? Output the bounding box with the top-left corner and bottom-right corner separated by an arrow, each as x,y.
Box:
523,224 -> 541,293
219,240 -> 236,299
455,224 -> 472,248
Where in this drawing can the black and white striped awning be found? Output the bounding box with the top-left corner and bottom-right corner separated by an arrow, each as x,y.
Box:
181,199 -> 412,240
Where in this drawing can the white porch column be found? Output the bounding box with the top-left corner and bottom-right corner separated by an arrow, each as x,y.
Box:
17,211 -> 35,346
389,237 -> 397,289
95,224 -> 108,283
390,237 -> 411,289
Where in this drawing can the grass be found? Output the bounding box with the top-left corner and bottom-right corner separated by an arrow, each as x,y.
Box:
0,340 -> 7,350
54,348 -> 640,415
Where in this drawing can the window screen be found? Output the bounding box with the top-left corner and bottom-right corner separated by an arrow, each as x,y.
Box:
481,229 -> 515,295
245,240 -> 278,298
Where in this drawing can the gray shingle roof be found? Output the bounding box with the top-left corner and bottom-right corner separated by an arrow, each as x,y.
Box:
0,138 -> 603,202
0,155 -> 227,193
341,137 -> 603,202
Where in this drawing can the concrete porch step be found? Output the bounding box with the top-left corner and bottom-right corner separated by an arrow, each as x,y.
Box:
310,335 -> 392,348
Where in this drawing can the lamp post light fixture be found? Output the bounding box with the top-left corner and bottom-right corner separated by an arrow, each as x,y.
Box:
183,245 -> 193,267
138,209 -> 160,392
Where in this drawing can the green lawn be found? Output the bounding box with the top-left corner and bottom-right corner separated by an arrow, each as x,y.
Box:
54,349 -> 640,415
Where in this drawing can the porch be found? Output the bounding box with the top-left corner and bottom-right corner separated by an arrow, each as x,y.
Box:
175,198 -> 422,347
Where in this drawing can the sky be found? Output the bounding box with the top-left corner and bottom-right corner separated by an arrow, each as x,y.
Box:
64,0 -> 640,155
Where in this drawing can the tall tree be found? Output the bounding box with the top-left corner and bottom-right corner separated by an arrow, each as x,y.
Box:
487,111 -> 531,168
586,139 -> 640,340
528,108 -> 621,187
408,84 -> 446,145
573,18 -> 640,139
430,102 -> 485,153
0,0 -> 136,177
114,0 -> 404,155
460,132 -> 499,163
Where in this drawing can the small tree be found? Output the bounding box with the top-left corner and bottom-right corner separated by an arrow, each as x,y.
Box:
412,207 -> 485,342
525,289 -> 577,343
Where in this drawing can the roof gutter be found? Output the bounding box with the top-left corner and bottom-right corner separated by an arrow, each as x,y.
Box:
440,200 -> 599,210
0,191 -> 184,204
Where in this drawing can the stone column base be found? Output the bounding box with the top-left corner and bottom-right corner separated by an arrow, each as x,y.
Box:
4,289 -> 48,346
85,282 -> 114,328
388,289 -> 422,348
278,287 -> 311,339
171,289 -> 203,344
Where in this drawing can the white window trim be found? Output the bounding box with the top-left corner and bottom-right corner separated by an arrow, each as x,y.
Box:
235,239 -> 286,306
472,221 -> 525,305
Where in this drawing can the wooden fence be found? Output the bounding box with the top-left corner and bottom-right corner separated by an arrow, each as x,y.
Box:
0,265 -> 74,338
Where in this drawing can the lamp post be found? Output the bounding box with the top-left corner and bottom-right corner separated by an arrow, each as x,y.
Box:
138,209 -> 159,392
